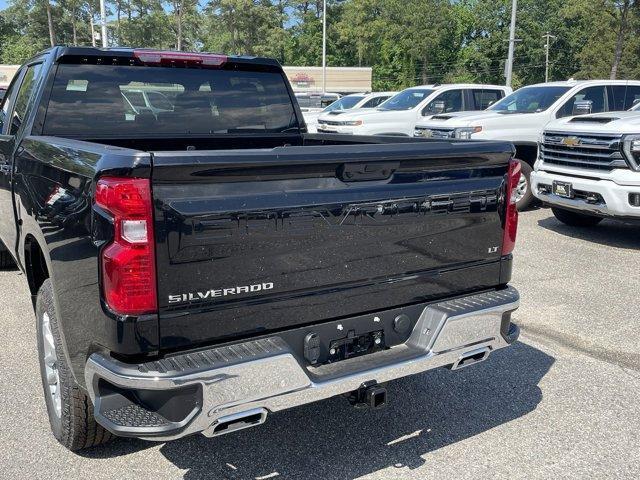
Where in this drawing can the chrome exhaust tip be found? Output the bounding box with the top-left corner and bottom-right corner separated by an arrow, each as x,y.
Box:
449,347 -> 491,370
203,408 -> 268,438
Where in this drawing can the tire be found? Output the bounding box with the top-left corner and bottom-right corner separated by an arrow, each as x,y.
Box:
0,242 -> 16,269
551,207 -> 603,227
36,279 -> 112,451
515,159 -> 535,211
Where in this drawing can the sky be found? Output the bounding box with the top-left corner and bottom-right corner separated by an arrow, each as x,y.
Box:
0,1 -> 7,10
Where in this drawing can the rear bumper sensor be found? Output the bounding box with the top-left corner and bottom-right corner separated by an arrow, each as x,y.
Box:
85,286 -> 520,441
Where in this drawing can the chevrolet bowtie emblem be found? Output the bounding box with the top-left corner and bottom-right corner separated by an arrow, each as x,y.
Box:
561,136 -> 580,147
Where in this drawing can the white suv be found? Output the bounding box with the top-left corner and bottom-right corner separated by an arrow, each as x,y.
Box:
316,84 -> 511,137
414,80 -> 640,209
532,110 -> 640,225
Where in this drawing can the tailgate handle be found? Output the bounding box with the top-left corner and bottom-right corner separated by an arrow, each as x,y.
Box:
338,162 -> 399,182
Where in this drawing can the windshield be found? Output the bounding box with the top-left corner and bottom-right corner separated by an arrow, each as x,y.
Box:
378,89 -> 434,111
489,86 -> 571,113
324,95 -> 364,112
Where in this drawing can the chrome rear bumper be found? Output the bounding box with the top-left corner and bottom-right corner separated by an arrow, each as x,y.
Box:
85,287 -> 519,441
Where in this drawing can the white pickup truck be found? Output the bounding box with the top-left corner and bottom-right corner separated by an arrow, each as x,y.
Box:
316,84 -> 511,137
414,80 -> 640,209
531,111 -> 640,225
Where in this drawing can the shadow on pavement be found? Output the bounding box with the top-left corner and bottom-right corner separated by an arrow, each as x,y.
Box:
131,341 -> 552,480
537,216 -> 640,250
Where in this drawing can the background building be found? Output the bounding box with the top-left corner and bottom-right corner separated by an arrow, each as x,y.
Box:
283,66 -> 372,94
0,65 -> 20,87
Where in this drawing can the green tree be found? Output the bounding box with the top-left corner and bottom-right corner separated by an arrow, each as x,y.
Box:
3,0 -> 640,90
202,0 -> 285,59
1,0 -> 53,62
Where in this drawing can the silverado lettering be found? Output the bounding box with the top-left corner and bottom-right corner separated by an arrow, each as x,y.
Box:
168,282 -> 275,304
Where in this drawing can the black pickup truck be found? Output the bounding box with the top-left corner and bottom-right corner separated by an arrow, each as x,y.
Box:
0,47 -> 521,451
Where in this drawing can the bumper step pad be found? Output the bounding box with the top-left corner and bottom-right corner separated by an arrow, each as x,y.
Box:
102,403 -> 171,429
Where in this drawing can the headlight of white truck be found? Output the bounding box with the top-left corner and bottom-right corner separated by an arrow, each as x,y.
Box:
622,135 -> 640,171
342,120 -> 363,126
454,126 -> 482,139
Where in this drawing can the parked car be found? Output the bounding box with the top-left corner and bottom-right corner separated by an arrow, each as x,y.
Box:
295,91 -> 341,113
0,47 -> 520,451
315,84 -> 511,136
306,91 -> 395,133
531,110 -> 640,225
414,80 -> 640,209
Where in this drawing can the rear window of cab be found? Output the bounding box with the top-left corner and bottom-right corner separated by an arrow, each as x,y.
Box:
43,64 -> 299,136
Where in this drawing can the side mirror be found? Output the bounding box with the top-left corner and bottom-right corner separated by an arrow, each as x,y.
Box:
572,99 -> 593,116
632,98 -> 640,107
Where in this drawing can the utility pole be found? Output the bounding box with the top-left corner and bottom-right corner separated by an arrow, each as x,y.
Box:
505,0 -> 518,88
88,2 -> 96,47
322,0 -> 327,93
100,0 -> 108,48
45,1 -> 56,47
543,32 -> 557,83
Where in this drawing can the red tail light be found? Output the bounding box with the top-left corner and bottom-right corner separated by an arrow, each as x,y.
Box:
502,159 -> 521,256
133,50 -> 227,67
95,177 -> 157,315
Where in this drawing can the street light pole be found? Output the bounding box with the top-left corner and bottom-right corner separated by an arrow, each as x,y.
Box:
543,32 -> 557,83
100,0 -> 108,48
322,0 -> 327,93
505,0 -> 517,88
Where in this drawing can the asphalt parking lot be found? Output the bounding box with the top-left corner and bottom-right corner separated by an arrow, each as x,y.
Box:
1,207 -> 639,480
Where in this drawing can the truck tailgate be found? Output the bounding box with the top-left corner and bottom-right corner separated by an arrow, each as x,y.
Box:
151,140 -> 513,350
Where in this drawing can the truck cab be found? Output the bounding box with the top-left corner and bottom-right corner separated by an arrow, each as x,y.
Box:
414,80 -> 640,209
532,111 -> 640,225
316,84 -> 511,137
